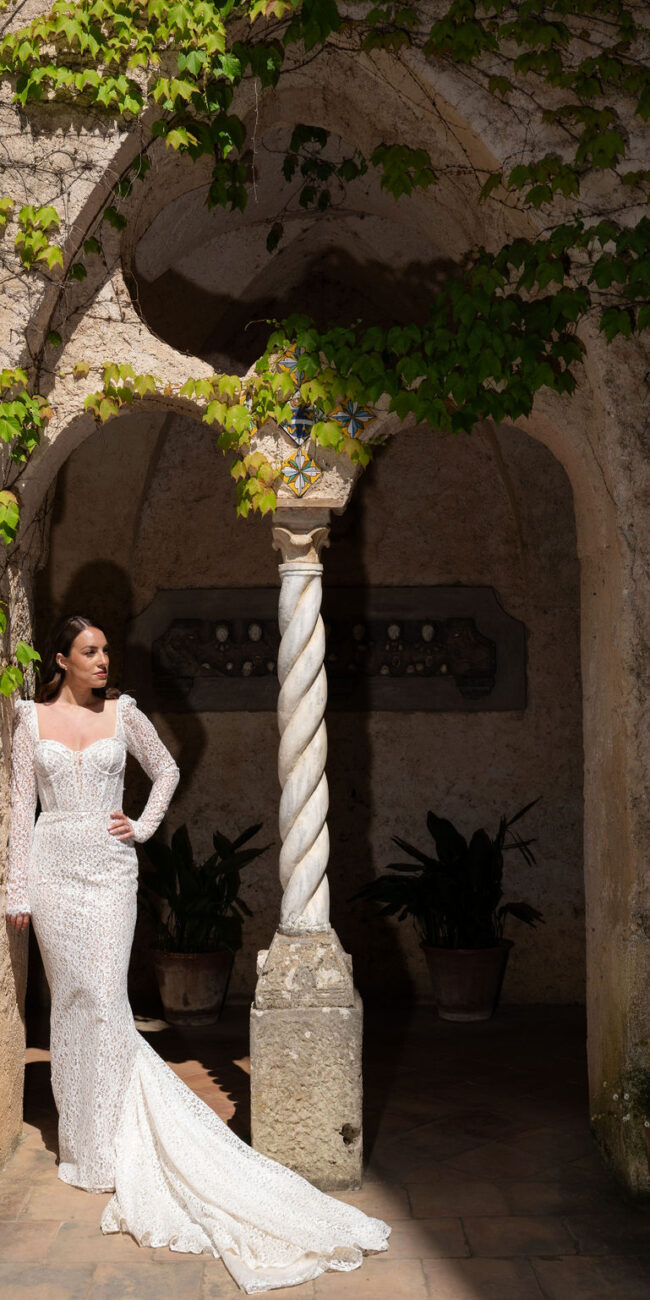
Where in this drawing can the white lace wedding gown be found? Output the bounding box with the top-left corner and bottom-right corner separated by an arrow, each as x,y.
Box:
6,693 -> 390,1293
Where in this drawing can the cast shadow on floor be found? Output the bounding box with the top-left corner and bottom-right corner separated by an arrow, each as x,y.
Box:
24,993 -> 418,1167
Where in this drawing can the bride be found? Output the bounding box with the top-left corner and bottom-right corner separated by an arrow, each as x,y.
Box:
5,613 -> 390,1293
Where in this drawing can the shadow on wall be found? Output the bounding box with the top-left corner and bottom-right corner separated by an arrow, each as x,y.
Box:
132,246 -> 459,367
327,482 -> 417,1004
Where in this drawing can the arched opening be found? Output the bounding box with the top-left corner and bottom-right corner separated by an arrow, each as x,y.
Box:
18,377 -> 599,1295
30,392 -> 584,1032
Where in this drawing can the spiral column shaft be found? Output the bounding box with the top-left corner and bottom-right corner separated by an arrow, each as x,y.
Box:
272,517 -> 331,934
250,508 -> 363,1191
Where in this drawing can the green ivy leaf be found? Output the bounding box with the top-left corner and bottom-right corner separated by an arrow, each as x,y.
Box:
15,641 -> 41,666
103,206 -> 127,231
133,374 -> 157,397
0,665 -> 24,697
600,307 -> 633,340
0,490 -> 20,545
36,244 -> 63,271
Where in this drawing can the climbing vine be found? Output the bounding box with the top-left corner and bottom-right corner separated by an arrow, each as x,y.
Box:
0,0 -> 649,690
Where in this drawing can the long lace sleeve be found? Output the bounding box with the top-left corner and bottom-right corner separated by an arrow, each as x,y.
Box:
120,695 -> 179,843
6,701 -> 37,915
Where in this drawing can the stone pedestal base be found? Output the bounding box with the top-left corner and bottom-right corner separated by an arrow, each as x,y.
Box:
250,929 -> 363,1190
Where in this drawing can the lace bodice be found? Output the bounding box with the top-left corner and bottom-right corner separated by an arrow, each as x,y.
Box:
5,693 -> 180,915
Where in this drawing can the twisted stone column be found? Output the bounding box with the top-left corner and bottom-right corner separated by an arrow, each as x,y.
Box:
273,513 -> 331,934
251,507 -> 363,1190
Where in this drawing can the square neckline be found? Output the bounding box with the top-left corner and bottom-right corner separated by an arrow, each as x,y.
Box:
31,696 -> 123,754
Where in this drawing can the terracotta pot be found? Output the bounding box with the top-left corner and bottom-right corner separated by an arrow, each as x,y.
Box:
153,949 -> 234,1026
421,940 -> 513,1022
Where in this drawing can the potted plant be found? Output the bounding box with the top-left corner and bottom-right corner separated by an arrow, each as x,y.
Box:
140,821 -> 269,1025
352,802 -> 543,1021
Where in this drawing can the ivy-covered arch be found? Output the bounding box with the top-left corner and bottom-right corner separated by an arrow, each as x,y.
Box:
1,0 -> 650,1194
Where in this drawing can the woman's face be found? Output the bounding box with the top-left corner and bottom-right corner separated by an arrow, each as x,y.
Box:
57,626 -> 109,689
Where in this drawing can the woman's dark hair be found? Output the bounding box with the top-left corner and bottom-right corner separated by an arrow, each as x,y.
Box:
36,614 -> 120,703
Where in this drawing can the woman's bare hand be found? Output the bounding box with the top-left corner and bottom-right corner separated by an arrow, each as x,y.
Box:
6,912 -> 30,931
108,810 -> 135,841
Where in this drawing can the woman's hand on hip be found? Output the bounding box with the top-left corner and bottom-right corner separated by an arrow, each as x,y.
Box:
6,912 -> 30,930
108,810 -> 135,841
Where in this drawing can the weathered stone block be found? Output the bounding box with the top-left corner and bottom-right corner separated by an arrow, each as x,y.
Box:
250,930 -> 363,1190
254,929 -> 353,1009
250,993 -> 363,1191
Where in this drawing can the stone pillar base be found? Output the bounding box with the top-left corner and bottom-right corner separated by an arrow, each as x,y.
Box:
250,930 -> 363,1191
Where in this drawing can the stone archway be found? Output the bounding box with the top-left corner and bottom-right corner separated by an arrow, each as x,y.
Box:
2,44 -> 649,1196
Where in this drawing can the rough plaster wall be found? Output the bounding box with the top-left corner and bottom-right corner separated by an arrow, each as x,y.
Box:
1,2 -> 647,1187
0,560 -> 39,1168
38,410 -> 583,1008
0,670 -> 25,1168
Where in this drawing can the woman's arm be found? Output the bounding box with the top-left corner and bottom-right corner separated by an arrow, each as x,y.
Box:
6,703 -> 37,924
120,696 -> 180,843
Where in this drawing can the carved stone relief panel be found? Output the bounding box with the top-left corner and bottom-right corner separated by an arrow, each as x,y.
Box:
124,587 -> 526,713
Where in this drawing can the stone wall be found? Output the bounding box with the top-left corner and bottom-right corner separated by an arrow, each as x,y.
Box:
1,0 -> 647,1191
0,563 -> 37,1166
34,408 -> 583,1008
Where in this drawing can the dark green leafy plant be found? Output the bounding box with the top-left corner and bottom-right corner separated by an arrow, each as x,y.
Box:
140,821 -> 269,955
352,802 -> 544,949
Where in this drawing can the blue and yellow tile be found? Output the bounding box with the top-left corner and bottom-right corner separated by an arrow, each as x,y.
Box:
280,447 -> 322,497
330,399 -> 375,437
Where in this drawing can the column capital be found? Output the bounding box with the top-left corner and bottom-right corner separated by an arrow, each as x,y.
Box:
272,508 -> 331,566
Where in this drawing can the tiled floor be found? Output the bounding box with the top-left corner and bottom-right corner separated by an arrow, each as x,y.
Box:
1,1003 -> 649,1298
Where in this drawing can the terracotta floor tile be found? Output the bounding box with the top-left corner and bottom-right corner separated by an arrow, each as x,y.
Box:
149,1244 -> 216,1266
436,1108 -> 531,1143
372,1216 -> 468,1259
19,1124 -> 51,1150
502,1179 -> 621,1216
1,1150 -> 59,1193
204,1273 -> 310,1300
0,1186 -> 31,1219
46,1220 -> 148,1266
333,1184 -> 411,1220
369,1145 -> 474,1183
253,1289 -> 315,1300
0,1219 -> 61,1262
313,1257 -> 427,1298
3,1006 -> 641,1298
531,1254 -> 650,1299
0,1263 -> 94,1300
463,1214 -> 576,1257
408,1177 -> 509,1218
87,1261 -> 204,1299
497,1095 -> 584,1130
373,1121 -> 482,1166
423,1257 -> 545,1299
509,1125 -> 594,1163
25,1183 -> 112,1222
445,1140 -> 558,1181
562,1207 -> 650,1254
